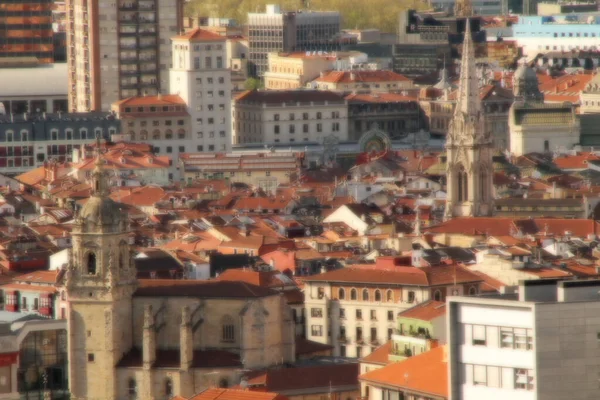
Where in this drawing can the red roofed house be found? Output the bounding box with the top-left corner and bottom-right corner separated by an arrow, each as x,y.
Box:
302,265 -> 481,358
1,270 -> 60,318
313,70 -> 414,92
187,388 -> 288,400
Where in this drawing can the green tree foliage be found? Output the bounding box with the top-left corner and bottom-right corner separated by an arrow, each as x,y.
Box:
185,0 -> 428,33
244,78 -> 264,90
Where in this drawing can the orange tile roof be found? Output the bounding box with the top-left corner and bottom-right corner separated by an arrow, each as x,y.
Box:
399,300 -> 446,321
1,283 -> 58,293
360,341 -> 392,366
113,94 -> 186,107
345,93 -> 418,103
173,28 -> 227,42
360,346 -> 447,398
469,270 -> 505,293
13,270 -> 59,284
188,389 -> 287,400
539,73 -> 594,104
553,152 -> 600,170
315,70 -> 412,84
215,268 -> 297,289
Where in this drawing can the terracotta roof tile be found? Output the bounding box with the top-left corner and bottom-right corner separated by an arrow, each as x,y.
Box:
189,389 -> 287,400
173,28 -> 227,42
360,346 -> 447,398
398,300 -> 446,321
316,70 -> 411,84
134,279 -> 277,298
13,270 -> 59,284
114,94 -> 187,107
360,341 -> 392,366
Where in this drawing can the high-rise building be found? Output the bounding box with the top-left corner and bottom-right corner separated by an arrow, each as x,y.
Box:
0,0 -> 54,63
66,0 -> 184,112
169,28 -> 232,153
248,4 -> 341,77
444,18 -> 494,220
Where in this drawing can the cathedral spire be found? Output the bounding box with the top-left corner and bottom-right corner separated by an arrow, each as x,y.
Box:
91,135 -> 109,197
455,18 -> 480,118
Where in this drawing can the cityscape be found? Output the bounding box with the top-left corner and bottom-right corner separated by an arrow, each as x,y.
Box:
4,0 -> 600,399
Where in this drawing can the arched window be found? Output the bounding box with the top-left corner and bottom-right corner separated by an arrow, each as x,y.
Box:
457,165 -> 468,202
140,130 -> 148,140
20,130 -> 29,141
433,290 -> 442,302
164,378 -> 173,397
374,290 -> 381,302
80,128 -> 88,140
94,128 -> 103,138
386,290 -> 393,302
222,315 -> 235,342
177,128 -> 186,139
362,289 -> 369,301
407,291 -> 416,304
479,172 -> 487,202
127,378 -> 137,398
338,288 -> 345,300
165,129 -> 173,139
469,286 -> 477,296
6,131 -> 14,142
87,253 -> 97,275
350,288 -> 357,300
152,129 -> 160,140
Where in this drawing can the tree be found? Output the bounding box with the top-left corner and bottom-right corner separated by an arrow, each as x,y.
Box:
244,78 -> 264,90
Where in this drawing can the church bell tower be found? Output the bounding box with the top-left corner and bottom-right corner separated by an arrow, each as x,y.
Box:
65,139 -> 137,400
444,19 -> 494,220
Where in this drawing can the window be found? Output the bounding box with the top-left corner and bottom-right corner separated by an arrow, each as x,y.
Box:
500,327 -> 533,350
316,112 -> 322,119
387,310 -> 394,321
303,124 -> 309,133
218,91 -> 225,97
165,379 -> 173,397
356,346 -> 362,358
362,289 -> 369,301
274,114 -> 280,121
289,125 -> 295,134
311,325 -> 323,336
370,310 -> 376,321
407,291 -> 415,303
338,288 -> 345,299
88,353 -> 95,362
205,57 -> 212,68
332,122 -> 340,131
222,315 -> 235,342
166,146 -> 172,153
311,308 -> 323,318
388,328 -> 393,340
374,290 -> 381,302
87,253 -> 97,275
274,125 -> 280,134
370,327 -> 377,341
386,290 -> 393,302
50,130 -> 57,141
303,113 -> 309,120
339,308 -> 345,319
356,327 -> 363,341
317,123 -> 322,132
356,309 -> 362,320
219,77 -> 224,84
128,378 -> 137,398
474,365 -> 487,386
515,369 -> 534,390
350,288 -> 357,300
472,325 -> 487,346
433,290 -> 442,301
216,56 -> 223,68
33,298 -> 39,310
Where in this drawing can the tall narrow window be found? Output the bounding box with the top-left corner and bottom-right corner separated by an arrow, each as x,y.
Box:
128,378 -> 137,398
164,378 -> 173,397
222,315 -> 235,342
544,140 -> 550,152
338,288 -> 345,300
457,165 -> 468,202
87,253 -> 97,275
480,173 -> 486,202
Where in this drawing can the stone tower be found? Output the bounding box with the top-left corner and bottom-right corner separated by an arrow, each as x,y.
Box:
444,19 -> 494,220
454,0 -> 473,17
513,60 -> 543,103
66,139 -> 136,400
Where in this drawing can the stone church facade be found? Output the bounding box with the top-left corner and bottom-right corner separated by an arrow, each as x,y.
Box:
64,146 -> 296,400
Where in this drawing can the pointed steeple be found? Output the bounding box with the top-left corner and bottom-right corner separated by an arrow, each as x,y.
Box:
455,18 -> 480,118
91,135 -> 109,198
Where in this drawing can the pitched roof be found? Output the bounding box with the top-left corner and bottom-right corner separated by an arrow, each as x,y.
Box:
13,270 -> 60,284
360,341 -> 392,366
315,70 -> 411,84
173,28 -> 227,42
295,337 -> 334,357
188,389 -> 287,400
360,346 -> 447,398
398,300 -> 446,321
134,279 -> 278,298
113,94 -> 186,107
215,268 -> 297,289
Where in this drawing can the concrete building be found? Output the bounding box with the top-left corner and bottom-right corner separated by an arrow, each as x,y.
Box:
66,0 -> 184,111
0,312 -> 68,399
0,63 -> 68,114
170,28 -> 233,153
303,266 -> 481,358
537,1 -> 598,17
447,278 -> 600,400
111,94 -> 191,180
312,70 -> 414,93
264,52 -> 337,90
179,152 -> 303,191
0,112 -> 118,174
64,154 -> 296,399
513,14 -> 600,59
232,90 -> 348,145
248,5 -> 341,77
0,0 -> 54,63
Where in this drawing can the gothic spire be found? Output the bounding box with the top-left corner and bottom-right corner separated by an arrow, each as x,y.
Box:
455,18 -> 480,118
91,135 -> 109,197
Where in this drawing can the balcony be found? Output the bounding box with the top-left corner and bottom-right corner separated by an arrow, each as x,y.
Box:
370,337 -> 379,346
356,338 -> 364,345
337,335 -> 347,343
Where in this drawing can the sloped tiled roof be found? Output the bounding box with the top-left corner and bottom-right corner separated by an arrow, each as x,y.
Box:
398,300 -> 446,321
189,389 -> 287,400
173,28 -> 227,42
315,70 -> 411,84
134,279 -> 277,298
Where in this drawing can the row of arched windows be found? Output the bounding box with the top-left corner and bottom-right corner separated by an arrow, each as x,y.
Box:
338,288 -> 394,302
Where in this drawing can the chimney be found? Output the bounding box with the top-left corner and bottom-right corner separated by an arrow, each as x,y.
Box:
142,305 -> 156,369
180,306 -> 193,370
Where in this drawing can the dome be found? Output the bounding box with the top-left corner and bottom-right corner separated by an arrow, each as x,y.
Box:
79,196 -> 124,227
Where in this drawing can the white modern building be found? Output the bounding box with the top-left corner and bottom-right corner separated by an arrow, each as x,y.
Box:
448,278 -> 600,400
169,28 -> 233,153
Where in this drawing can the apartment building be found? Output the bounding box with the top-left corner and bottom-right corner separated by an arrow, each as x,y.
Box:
248,4 -> 341,77
66,0 -> 183,111
111,94 -> 191,179
303,266 -> 482,358
170,28 -> 232,153
232,90 -> 347,145
0,112 -> 119,174
264,52 -> 336,90
179,152 -> 303,192
0,0 -> 54,63
447,278 -> 600,400
312,70 -> 414,93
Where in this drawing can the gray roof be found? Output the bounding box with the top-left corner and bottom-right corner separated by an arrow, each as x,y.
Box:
1,64 -> 68,97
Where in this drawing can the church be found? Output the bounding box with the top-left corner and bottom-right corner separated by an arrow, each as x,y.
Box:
64,149 -> 295,400
444,19 -> 494,220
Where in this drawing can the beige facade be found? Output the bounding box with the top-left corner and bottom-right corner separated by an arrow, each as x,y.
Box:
65,153 -> 295,400
264,53 -> 335,90
232,90 -> 348,145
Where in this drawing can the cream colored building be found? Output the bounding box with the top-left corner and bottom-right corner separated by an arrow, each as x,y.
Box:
170,28 -> 233,153
264,52 -> 337,90
232,90 -> 348,145
311,70 -> 414,93
65,154 -> 295,400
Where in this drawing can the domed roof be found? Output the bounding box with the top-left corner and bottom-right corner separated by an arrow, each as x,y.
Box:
79,195 -> 123,226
